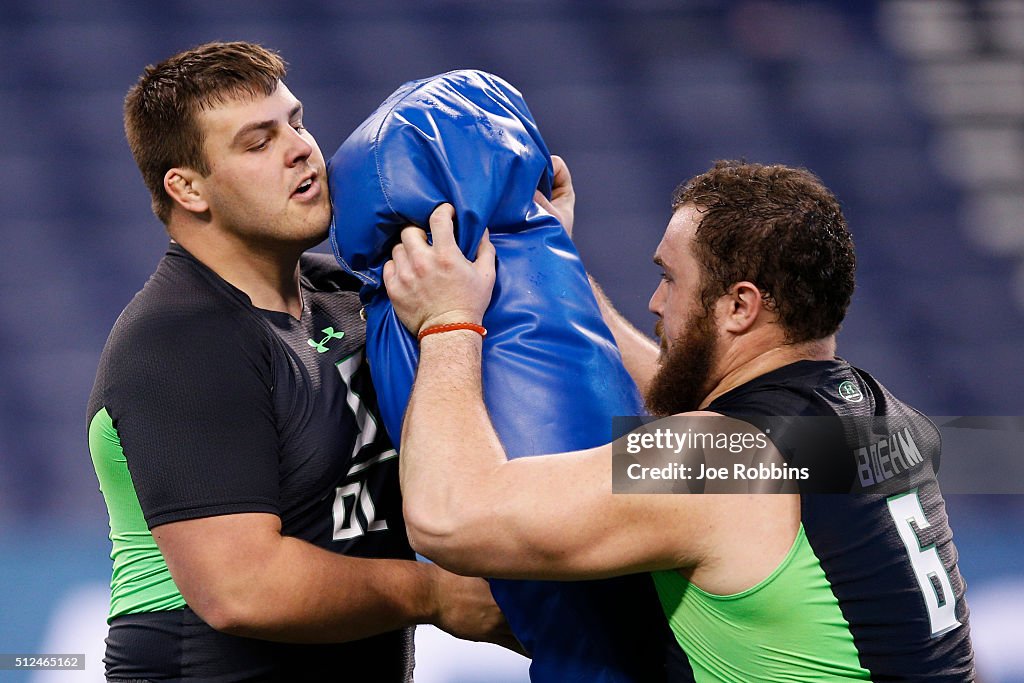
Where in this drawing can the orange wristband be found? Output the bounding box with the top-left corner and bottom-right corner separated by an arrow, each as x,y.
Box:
417,322 -> 487,342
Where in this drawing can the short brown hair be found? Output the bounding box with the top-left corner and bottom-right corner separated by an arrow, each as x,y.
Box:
673,160 -> 856,342
124,41 -> 287,224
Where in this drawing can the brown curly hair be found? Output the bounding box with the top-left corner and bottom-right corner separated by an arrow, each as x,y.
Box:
124,42 -> 286,224
673,160 -> 856,343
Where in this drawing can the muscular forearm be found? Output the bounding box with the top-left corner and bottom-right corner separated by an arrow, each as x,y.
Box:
589,276 -> 659,395
156,514 -> 440,644
399,330 -> 508,568
221,539 -> 437,642
397,329 -> 686,581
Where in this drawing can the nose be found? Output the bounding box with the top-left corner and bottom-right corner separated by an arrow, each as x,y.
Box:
286,127 -> 315,166
648,280 -> 665,317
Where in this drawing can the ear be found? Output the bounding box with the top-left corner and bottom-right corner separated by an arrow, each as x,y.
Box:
164,167 -> 209,215
719,281 -> 764,335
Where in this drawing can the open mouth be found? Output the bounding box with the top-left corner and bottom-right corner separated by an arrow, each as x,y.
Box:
295,177 -> 314,195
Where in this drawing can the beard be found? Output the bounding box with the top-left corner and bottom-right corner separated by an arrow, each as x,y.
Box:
644,307 -> 717,416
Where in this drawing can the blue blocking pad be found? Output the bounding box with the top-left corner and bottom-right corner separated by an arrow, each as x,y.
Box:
329,70 -> 669,682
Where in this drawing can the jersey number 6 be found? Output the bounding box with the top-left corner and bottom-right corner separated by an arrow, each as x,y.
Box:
886,489 -> 961,636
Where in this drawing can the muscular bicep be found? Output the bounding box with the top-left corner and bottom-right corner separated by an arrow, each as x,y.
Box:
152,513 -> 284,627
443,447 -> 800,596
431,445 -> 720,580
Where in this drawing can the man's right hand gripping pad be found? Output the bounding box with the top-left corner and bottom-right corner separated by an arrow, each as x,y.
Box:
329,71 -> 670,683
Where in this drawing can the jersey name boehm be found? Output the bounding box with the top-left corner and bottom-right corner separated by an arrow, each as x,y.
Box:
854,427 -> 925,488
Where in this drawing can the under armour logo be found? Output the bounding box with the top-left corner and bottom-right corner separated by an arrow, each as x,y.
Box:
308,327 -> 345,353
838,380 -> 863,403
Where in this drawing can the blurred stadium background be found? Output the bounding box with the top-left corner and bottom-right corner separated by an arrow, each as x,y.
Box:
1,0 -> 1022,680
